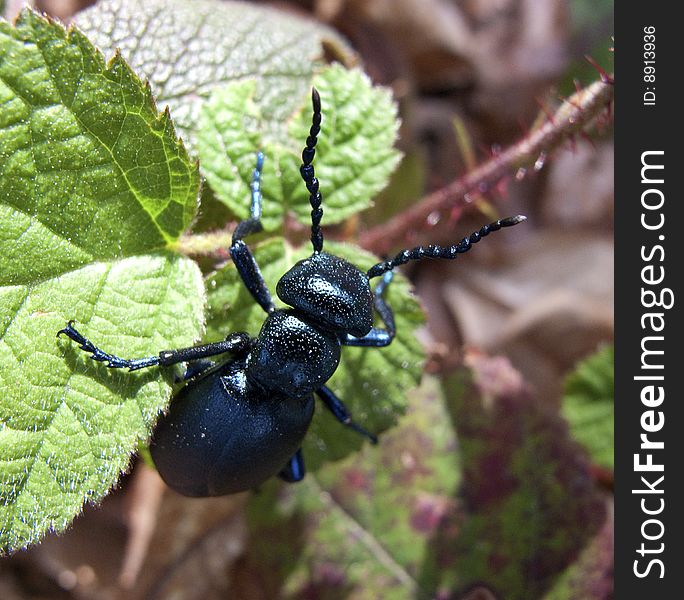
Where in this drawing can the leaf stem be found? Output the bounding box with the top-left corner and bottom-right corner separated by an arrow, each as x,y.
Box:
174,230 -> 233,257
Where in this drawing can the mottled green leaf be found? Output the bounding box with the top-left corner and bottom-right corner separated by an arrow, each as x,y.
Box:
543,507 -> 613,600
205,238 -> 425,469
245,360 -> 604,598
196,79 -> 280,228
198,65 -> 401,230
436,366 -> 606,599
0,10 -> 203,553
562,345 -> 614,470
74,0 -> 355,147
239,376 -> 459,599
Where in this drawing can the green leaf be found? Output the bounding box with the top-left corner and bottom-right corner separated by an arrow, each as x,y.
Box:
74,0 -> 355,147
434,368 -> 606,599
205,238 -> 425,469
198,65 -> 402,230
232,364 -> 607,598
562,345 -> 614,470
543,509 -> 613,600
289,65 -> 402,226
240,376 -> 458,599
0,10 -> 203,553
196,79 -> 277,227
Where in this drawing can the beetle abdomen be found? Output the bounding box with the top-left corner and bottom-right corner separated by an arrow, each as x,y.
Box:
150,360 -> 314,496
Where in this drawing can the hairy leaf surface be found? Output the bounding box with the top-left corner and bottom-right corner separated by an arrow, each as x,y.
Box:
198,66 -> 401,230
0,11 -> 203,553
75,0 -> 354,146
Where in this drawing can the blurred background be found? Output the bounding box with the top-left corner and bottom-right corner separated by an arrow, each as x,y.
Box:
1,0 -> 613,598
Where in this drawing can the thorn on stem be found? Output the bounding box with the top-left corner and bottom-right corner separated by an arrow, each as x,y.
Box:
584,55 -> 614,85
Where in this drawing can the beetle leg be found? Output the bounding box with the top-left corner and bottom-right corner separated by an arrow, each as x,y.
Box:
57,321 -> 161,371
177,359 -> 214,382
340,271 -> 396,348
58,322 -> 252,372
156,333 -> 253,367
278,448 -> 306,483
316,386 -> 378,444
229,152 -> 276,314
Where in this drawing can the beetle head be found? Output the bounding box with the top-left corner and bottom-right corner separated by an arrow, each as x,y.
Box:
276,253 -> 373,337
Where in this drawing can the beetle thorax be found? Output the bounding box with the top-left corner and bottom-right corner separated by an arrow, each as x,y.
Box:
246,310 -> 341,397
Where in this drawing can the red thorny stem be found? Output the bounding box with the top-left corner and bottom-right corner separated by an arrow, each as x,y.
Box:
359,72 -> 614,256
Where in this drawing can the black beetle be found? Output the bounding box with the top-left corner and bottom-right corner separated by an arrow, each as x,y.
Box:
58,89 -> 525,496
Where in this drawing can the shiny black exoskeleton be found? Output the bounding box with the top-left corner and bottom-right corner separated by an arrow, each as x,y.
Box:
58,89 -> 525,496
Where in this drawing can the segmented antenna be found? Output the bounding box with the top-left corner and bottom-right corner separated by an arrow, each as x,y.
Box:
367,215 -> 527,279
300,88 -> 324,253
